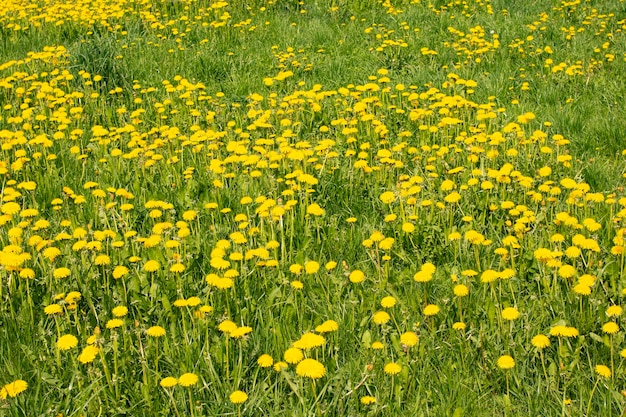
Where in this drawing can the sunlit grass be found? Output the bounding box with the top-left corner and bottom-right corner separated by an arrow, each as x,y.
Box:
1,0 -> 626,416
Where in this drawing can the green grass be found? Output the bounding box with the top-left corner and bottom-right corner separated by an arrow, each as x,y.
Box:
0,0 -> 626,415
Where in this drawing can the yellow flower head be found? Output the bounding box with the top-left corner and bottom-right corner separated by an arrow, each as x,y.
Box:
295,358 -> 326,379
160,377 -> 178,388
384,362 -> 401,375
257,354 -> 274,368
229,390 -> 248,404
178,373 -> 198,387
57,334 -> 78,351
531,334 -> 550,349
497,355 -> 515,370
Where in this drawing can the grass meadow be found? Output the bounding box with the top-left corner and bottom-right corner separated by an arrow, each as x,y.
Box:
1,0 -> 626,415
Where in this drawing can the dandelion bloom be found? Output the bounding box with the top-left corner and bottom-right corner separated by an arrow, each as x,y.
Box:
304,261 -> 320,274
602,322 -> 619,335
306,203 -> 325,216
480,269 -> 499,283
112,266 -> 129,279
296,358 -> 326,379
106,319 -> 124,329
284,347 -> 304,364
453,284 -> 469,297
273,361 -> 288,372
423,304 -> 440,316
230,390 -> 248,404
292,332 -> 325,349
147,326 -> 166,337
373,311 -> 391,325
143,260 -> 160,272
257,354 -> 273,368
573,284 -> 591,296
218,320 -> 238,334
57,334 -> 78,351
371,341 -> 384,350
53,267 -> 71,279
160,377 -> 178,388
315,320 -> 339,333
453,322 -> 466,331
112,306 -> 128,317
349,270 -> 365,283
400,332 -> 419,347
1,380 -> 27,398
531,334 -> 550,349
178,373 -> 199,387
379,191 -> 395,204
595,365 -> 611,379
380,296 -> 396,308
360,395 -> 376,405
501,307 -> 520,321
606,305 -> 623,317
78,345 -> 100,364
550,325 -> 579,338
497,355 -> 515,370
230,326 -> 253,338
384,362 -> 401,375
44,304 -> 63,315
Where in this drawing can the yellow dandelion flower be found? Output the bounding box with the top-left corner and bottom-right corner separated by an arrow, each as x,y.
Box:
44,304 -> 63,315
380,296 -> 396,308
53,267 -> 71,279
1,380 -> 27,398
57,334 -> 78,351
230,326 -> 253,338
143,260 -> 160,272
306,203 -> 325,216
112,266 -> 129,279
349,270 -> 365,283
400,332 -> 419,347
361,395 -> 376,405
296,358 -> 326,379
147,326 -> 166,337
606,306 -> 623,317
284,347 -> 304,364
229,390 -> 248,404
178,373 -> 198,387
315,320 -> 339,333
501,307 -> 520,321
292,332 -> 325,349
573,284 -> 591,296
304,261 -> 320,274
106,319 -> 123,329
379,191 -> 395,204
531,334 -> 551,349
160,377 -> 178,388
373,311 -> 391,325
78,345 -> 100,364
273,361 -> 288,372
595,365 -> 611,379
453,284 -> 469,297
602,322 -> 619,335
384,362 -> 401,375
218,320 -> 238,334
423,304 -> 440,316
371,341 -> 384,350
257,354 -> 273,368
453,322 -> 466,331
497,355 -> 515,370
112,306 -> 128,317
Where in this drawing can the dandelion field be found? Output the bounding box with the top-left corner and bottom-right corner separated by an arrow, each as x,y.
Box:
1,0 -> 626,415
